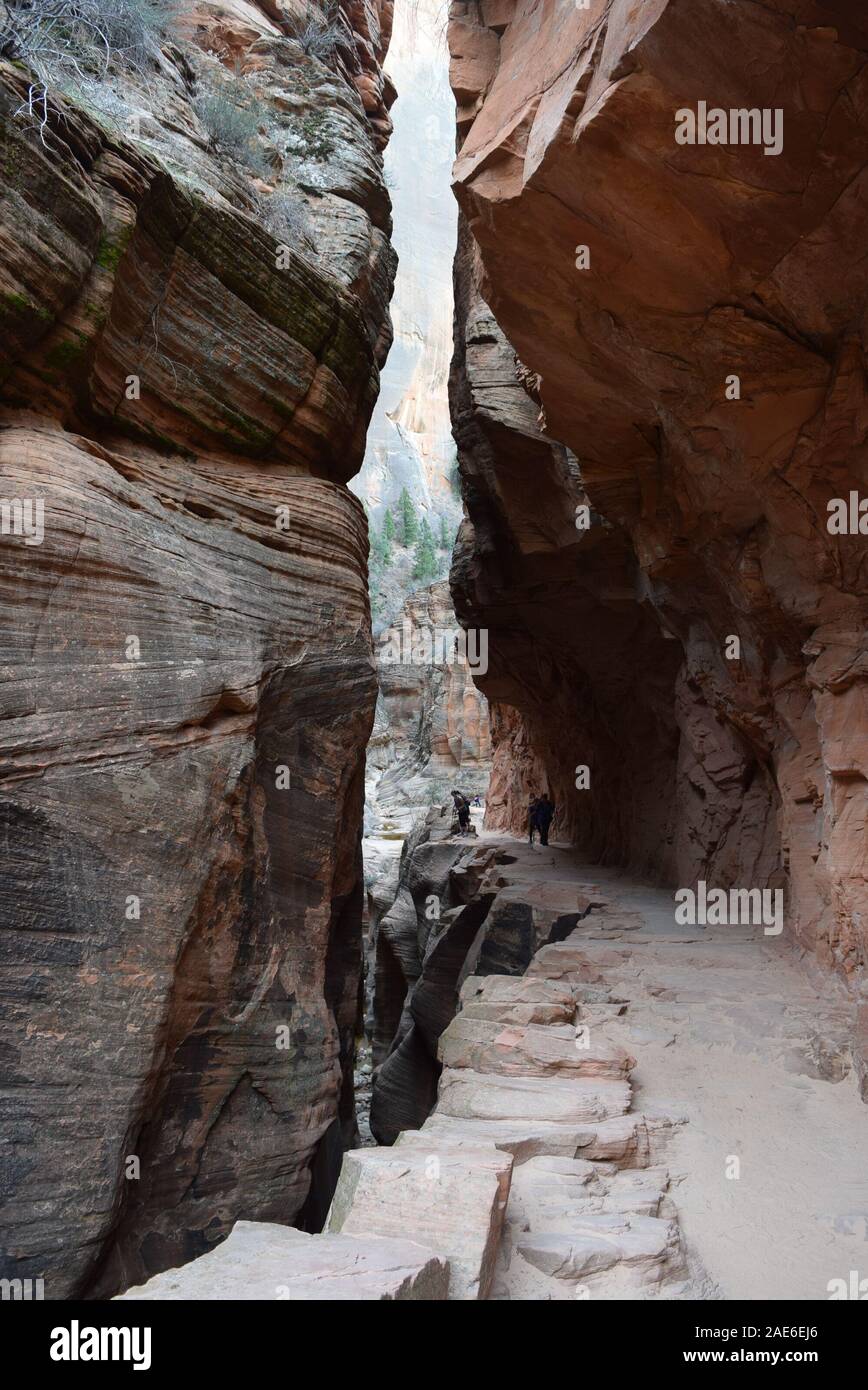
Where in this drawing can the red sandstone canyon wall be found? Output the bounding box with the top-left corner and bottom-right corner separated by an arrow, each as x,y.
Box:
0,0 -> 394,1295
447,0 -> 867,1076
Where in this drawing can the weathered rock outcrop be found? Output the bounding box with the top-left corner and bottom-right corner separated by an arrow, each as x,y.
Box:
447,0 -> 868,1066
0,1 -> 395,1296
327,1132 -> 511,1299
369,807 -> 490,1139
117,1221 -> 449,1301
369,801 -> 601,1141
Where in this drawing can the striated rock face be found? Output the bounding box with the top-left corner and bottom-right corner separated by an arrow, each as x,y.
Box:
448,0 -> 868,1046
0,2 -> 394,1295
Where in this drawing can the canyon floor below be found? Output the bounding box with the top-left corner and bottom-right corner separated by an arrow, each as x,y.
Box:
119,828 -> 866,1301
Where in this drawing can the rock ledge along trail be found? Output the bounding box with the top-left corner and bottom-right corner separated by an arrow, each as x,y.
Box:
119,835 -> 866,1302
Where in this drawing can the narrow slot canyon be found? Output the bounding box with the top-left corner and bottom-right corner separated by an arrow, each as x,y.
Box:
0,0 -> 866,1332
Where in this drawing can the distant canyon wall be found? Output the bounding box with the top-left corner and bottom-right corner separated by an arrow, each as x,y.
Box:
369,579 -> 491,826
351,0 -> 461,538
447,0 -> 868,1033
0,0 -> 394,1295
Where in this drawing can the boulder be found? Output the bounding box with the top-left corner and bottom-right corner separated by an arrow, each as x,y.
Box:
116,1223 -> 448,1301
326,1137 -> 512,1299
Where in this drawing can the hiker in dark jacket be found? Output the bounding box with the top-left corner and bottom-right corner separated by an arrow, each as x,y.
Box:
536,794 -> 555,846
451,789 -> 471,834
527,793 -> 540,845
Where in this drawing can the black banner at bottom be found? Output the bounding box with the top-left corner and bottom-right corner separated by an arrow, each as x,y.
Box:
5,1297 -> 861,1376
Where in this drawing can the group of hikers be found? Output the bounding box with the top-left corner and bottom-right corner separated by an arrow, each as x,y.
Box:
450,788 -> 555,846
527,792 -> 555,846
450,789 -> 481,834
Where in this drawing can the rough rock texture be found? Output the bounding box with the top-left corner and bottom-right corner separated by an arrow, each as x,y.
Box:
369,805 -> 496,1141
0,1 -> 395,1297
116,1220 -> 449,1300
449,235 -> 686,878
370,802 -> 597,1142
361,579 -> 491,1023
447,0 -> 868,1071
326,1131 -> 512,1299
410,840 -> 700,1299
113,832 -> 865,1300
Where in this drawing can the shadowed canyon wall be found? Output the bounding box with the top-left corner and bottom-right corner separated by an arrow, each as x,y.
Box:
447,0 -> 868,1073
0,0 -> 394,1295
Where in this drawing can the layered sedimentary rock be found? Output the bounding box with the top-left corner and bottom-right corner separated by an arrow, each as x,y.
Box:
450,248 -> 686,876
0,1 -> 395,1296
369,807 -> 489,1139
118,831 -> 867,1300
447,0 -> 868,1062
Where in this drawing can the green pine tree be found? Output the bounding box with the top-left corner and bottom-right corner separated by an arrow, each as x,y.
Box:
398,488 -> 418,546
413,518 -> 437,582
438,514 -> 451,550
382,509 -> 396,545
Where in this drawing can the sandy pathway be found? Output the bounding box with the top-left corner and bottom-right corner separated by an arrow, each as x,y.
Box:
477,833 -> 867,1300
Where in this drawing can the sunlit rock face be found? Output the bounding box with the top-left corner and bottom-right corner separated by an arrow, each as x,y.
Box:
0,1 -> 394,1295
447,0 -> 868,1071
353,0 -> 489,911
351,0 -> 461,538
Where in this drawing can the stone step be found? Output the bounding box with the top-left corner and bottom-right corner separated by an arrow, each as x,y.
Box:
325,1137 -> 512,1300
506,1155 -> 670,1226
420,1110 -> 652,1168
116,1222 -> 449,1301
461,975 -> 577,1006
438,1014 -> 635,1079
437,1068 -> 631,1123
525,943 -> 608,983
459,974 -> 577,1025
514,1212 -> 681,1283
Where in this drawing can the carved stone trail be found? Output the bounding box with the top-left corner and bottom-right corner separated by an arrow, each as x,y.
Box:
118,834 -> 703,1300
120,828 -> 868,1300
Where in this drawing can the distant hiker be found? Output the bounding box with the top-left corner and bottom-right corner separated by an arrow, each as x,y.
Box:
536,793 -> 555,846
527,793 -> 540,845
451,789 -> 471,835
472,794 -> 482,807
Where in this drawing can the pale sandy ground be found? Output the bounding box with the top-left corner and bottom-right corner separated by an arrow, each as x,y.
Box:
480,831 -> 868,1301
